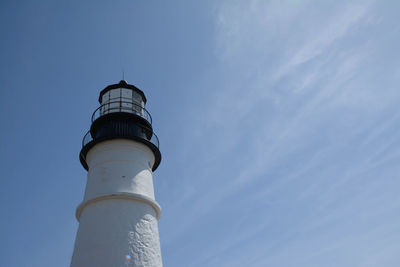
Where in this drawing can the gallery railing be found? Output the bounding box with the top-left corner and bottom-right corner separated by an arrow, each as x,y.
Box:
81,126 -> 160,149
91,100 -> 152,125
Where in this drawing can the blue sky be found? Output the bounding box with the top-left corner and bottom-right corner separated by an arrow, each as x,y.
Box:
1,0 -> 400,266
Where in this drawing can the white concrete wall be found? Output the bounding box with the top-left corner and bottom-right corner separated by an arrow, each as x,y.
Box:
71,140 -> 162,267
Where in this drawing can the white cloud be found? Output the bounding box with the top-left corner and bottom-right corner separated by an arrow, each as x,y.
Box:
162,1 -> 400,266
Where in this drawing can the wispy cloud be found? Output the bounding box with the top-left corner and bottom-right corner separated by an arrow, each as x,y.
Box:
161,1 -> 400,266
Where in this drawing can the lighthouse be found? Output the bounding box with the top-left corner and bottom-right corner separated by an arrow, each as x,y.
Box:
71,80 -> 163,267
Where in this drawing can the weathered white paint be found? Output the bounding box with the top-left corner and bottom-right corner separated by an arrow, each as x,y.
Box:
71,140 -> 162,267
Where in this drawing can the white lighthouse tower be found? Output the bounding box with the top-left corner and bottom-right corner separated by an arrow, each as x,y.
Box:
71,80 -> 163,267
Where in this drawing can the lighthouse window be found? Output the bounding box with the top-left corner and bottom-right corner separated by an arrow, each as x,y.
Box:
132,91 -> 142,104
101,91 -> 111,115
120,89 -> 132,113
99,87 -> 145,117
109,89 -> 120,101
121,88 -> 132,100
132,91 -> 144,115
102,92 -> 110,103
107,89 -> 120,113
121,101 -> 132,113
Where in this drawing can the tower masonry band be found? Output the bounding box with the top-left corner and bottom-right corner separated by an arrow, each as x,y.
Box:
71,80 -> 163,267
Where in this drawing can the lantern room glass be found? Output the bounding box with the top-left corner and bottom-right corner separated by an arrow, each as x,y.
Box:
100,88 -> 145,117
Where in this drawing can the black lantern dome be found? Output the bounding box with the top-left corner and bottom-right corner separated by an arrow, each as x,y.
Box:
80,80 -> 161,171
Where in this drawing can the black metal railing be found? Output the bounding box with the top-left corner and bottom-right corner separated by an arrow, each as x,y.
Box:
82,130 -> 92,147
81,126 -> 160,149
91,100 -> 152,124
